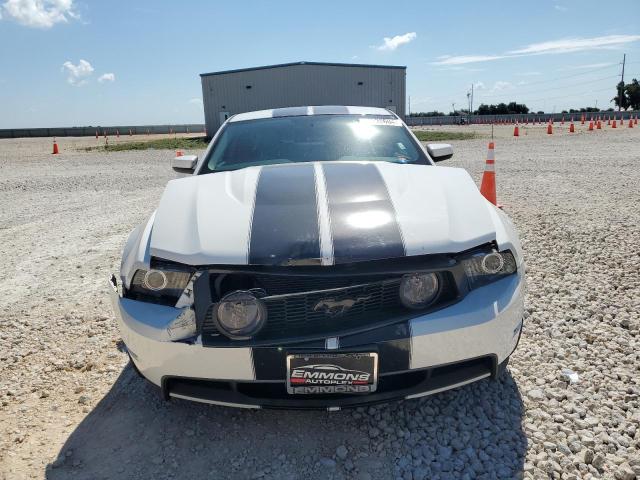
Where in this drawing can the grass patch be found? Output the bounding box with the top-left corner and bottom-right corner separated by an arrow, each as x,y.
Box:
83,136 -> 209,152
411,130 -> 477,142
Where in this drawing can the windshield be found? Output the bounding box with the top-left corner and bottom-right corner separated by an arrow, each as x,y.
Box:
200,114 -> 429,173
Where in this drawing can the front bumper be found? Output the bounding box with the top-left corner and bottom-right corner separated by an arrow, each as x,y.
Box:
109,272 -> 524,409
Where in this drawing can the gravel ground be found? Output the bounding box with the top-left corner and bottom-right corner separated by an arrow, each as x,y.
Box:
1,124 -> 639,480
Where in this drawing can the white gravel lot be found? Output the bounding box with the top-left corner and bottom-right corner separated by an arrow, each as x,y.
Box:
1,124 -> 639,480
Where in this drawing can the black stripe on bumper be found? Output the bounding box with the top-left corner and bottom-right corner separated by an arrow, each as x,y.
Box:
251,321 -> 411,380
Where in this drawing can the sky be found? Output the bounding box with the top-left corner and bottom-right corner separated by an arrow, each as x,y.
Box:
0,0 -> 639,128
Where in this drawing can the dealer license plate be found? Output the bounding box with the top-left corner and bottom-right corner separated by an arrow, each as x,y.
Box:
286,352 -> 378,395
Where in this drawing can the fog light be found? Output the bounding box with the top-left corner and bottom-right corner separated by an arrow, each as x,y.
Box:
216,291 -> 267,339
399,273 -> 440,309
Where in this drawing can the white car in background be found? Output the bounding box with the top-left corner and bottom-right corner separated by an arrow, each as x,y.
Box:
109,106 -> 525,409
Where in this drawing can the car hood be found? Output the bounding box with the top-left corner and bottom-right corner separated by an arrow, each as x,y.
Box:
150,161 -> 498,266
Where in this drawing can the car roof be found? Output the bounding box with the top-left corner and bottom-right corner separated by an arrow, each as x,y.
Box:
229,106 -> 396,123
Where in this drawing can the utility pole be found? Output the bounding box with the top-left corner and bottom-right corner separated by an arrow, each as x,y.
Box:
470,83 -> 474,116
619,53 -> 626,111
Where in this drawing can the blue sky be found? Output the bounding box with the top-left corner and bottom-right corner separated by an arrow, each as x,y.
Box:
1,0 -> 639,128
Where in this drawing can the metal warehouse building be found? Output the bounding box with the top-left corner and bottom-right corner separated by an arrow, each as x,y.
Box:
200,61 -> 406,134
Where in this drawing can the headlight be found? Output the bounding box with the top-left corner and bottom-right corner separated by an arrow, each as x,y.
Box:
462,250 -> 517,289
399,273 -> 440,309
215,290 -> 267,340
129,269 -> 192,304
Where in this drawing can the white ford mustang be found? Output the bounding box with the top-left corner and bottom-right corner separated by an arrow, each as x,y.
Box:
109,106 -> 525,409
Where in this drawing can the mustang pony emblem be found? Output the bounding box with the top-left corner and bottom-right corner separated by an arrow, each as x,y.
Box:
313,296 -> 371,316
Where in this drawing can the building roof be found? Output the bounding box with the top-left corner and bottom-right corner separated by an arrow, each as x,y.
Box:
229,105 -> 396,122
200,61 -> 406,77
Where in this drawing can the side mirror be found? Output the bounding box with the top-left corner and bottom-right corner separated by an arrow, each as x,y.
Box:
426,143 -> 453,162
172,154 -> 198,174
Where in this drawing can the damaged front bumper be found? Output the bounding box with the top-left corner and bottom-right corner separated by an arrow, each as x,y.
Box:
108,270 -> 524,409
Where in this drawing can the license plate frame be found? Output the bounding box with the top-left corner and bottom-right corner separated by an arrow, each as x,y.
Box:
286,352 -> 378,395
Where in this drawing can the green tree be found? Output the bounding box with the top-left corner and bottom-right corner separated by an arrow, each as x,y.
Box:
625,79 -> 640,110
612,81 -> 630,110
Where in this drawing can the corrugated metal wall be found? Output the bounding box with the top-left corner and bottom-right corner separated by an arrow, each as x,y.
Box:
201,64 -> 406,133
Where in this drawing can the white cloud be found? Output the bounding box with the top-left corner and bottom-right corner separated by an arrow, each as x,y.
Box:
508,35 -> 640,55
98,72 -> 115,83
376,32 -> 416,51
563,62 -> 614,70
554,5 -> 568,11
473,81 -> 486,90
492,81 -> 513,91
188,98 -> 203,105
432,34 -> 640,65
433,54 -> 507,65
61,59 -> 93,86
2,0 -> 78,28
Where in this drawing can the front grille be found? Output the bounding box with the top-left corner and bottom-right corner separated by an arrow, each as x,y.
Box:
202,272 -> 457,342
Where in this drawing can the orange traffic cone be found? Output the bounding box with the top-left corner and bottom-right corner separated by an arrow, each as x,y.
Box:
95,130 -> 98,140
630,119 -> 634,129
480,142 -> 498,206
620,118 -> 625,127
513,125 -> 519,137
116,129 -> 120,138
588,121 -> 593,131
561,116 -> 565,125
597,120 -> 602,129
569,123 -> 575,133
612,120 -> 617,129
52,138 -> 59,154
547,123 -> 553,134
581,115 -> 585,125
176,150 -> 183,157
635,116 -> 638,125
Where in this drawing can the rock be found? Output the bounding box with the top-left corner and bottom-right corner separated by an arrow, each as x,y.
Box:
527,389 -> 545,401
583,449 -> 594,465
77,395 -> 90,405
319,458 -> 336,468
592,454 -> 606,471
614,463 -> 636,480
336,445 -> 348,460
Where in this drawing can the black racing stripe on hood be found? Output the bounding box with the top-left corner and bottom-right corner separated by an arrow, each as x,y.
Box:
248,164 -> 321,265
322,163 -> 405,264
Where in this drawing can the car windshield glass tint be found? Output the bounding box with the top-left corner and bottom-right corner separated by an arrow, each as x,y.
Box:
201,115 -> 429,173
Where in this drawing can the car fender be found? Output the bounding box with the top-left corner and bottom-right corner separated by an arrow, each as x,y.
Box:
120,211 -> 156,289
485,202 -> 524,267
